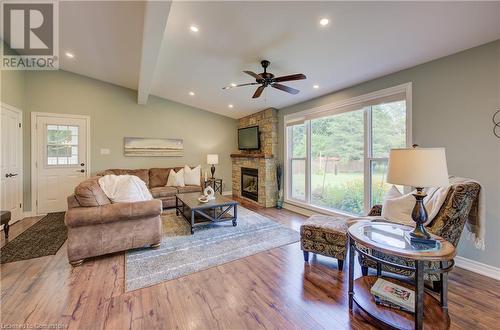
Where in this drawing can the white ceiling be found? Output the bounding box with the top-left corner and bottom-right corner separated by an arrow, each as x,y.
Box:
59,1 -> 500,119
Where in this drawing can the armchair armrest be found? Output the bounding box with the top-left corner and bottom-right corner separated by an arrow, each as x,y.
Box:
65,199 -> 162,228
367,204 -> 382,216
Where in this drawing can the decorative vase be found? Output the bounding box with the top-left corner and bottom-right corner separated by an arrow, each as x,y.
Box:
276,190 -> 284,209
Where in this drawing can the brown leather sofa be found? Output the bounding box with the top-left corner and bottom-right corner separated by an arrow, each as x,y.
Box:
65,177 -> 163,266
98,167 -> 202,208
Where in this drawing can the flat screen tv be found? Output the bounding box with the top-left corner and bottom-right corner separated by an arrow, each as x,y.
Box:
238,126 -> 260,150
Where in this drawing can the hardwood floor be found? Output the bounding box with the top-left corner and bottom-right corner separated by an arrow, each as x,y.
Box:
1,200 -> 499,329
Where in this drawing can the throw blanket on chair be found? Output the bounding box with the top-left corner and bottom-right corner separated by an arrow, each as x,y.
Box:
98,174 -> 153,203
382,176 -> 485,250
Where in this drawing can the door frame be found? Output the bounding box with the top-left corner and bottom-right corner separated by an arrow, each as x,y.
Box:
1,102 -> 24,222
31,112 -> 91,215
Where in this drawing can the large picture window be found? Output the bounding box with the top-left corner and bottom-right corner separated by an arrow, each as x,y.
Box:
285,84 -> 411,216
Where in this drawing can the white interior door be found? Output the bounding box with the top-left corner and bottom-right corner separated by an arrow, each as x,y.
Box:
34,114 -> 89,214
1,105 -> 23,222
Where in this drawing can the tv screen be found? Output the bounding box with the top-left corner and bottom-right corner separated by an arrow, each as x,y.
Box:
238,126 -> 260,150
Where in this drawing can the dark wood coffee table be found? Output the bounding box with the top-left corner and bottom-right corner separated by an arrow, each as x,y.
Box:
175,192 -> 238,234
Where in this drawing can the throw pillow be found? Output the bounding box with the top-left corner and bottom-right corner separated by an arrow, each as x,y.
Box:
184,165 -> 201,186
381,185 -> 415,225
166,169 -> 185,187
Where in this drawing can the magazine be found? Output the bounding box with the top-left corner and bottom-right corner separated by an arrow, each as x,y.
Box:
374,296 -> 413,313
370,278 -> 415,312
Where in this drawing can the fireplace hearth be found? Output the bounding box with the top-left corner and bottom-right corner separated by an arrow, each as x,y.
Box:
241,168 -> 258,202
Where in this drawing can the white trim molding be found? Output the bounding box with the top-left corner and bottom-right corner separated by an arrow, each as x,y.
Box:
455,256 -> 500,281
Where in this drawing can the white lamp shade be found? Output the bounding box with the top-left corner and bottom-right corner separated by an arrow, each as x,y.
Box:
387,148 -> 449,188
207,154 -> 219,165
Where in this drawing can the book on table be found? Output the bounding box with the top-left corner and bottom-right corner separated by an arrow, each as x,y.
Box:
374,296 -> 413,313
370,278 -> 415,313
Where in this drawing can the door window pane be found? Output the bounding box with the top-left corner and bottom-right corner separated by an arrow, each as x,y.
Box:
310,110 -> 365,215
46,125 -> 79,165
372,101 -> 406,158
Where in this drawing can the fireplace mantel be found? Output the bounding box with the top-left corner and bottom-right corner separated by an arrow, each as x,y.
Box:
230,153 -> 273,159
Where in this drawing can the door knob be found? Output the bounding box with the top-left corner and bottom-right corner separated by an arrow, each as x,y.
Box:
80,163 -> 85,166
77,169 -> 85,173
4,173 -> 18,178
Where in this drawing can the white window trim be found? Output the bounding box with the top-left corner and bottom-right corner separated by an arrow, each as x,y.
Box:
283,82 -> 412,217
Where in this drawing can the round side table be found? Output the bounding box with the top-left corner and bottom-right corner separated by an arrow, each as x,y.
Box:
347,222 -> 455,330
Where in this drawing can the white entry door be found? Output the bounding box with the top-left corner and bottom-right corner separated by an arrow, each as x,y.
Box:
1,104 -> 23,222
34,114 -> 89,214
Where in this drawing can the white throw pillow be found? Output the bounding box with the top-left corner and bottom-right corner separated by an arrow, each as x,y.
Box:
184,165 -> 201,186
381,185 -> 415,225
166,169 -> 185,187
98,174 -> 153,203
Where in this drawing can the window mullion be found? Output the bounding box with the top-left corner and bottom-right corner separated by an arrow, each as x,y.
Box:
305,120 -> 312,204
364,107 -> 372,214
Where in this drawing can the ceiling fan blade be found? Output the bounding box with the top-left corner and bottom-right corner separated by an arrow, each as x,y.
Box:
243,71 -> 263,80
273,73 -> 307,83
252,86 -> 265,98
272,83 -> 299,95
222,82 -> 259,90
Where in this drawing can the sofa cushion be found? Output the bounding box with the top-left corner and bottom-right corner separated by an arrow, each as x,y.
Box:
177,185 -> 202,194
101,169 -> 150,187
74,177 -> 111,207
149,168 -> 171,188
150,186 -> 178,198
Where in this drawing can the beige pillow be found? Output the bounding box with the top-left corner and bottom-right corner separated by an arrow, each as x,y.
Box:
381,185 -> 415,225
184,165 -> 201,186
166,169 -> 185,187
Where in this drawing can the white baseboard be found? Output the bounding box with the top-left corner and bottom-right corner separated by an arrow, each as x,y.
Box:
283,202 -> 317,217
455,256 -> 500,281
222,191 -> 232,196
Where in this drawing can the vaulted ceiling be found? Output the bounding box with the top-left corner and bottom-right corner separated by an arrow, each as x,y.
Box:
59,1 -> 500,119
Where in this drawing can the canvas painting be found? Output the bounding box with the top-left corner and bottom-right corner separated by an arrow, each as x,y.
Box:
124,137 -> 183,157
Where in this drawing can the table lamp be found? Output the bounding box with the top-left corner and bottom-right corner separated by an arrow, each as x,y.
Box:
207,154 -> 219,179
386,146 -> 449,239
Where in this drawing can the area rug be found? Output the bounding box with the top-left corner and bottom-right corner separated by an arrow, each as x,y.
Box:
125,206 -> 299,291
1,212 -> 67,264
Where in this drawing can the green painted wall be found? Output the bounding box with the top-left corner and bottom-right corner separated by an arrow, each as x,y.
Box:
279,40 -> 500,268
17,70 -> 237,210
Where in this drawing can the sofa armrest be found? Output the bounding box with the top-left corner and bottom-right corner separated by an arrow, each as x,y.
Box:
65,199 -> 162,228
367,204 -> 382,216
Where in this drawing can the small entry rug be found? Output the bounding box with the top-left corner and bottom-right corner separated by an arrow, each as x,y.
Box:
125,206 -> 299,291
1,212 -> 67,264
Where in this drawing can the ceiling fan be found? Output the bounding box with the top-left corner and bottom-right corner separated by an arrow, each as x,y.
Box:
223,60 -> 307,98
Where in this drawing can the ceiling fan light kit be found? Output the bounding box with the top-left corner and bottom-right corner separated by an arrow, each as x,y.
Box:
223,60 -> 307,98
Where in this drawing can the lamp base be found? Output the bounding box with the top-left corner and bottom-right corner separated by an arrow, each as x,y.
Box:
411,188 -> 431,239
210,165 -> 215,179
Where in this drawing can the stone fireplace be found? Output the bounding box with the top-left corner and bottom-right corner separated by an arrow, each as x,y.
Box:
241,167 -> 259,202
231,108 -> 278,207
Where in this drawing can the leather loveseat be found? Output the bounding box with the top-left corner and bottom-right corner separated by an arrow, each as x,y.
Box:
65,177 -> 163,266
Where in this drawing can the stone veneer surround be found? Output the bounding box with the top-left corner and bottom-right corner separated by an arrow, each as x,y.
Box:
231,108 -> 278,207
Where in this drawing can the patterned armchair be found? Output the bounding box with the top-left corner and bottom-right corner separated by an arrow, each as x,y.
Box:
359,182 -> 481,288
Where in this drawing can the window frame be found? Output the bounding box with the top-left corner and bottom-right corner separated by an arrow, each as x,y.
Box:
283,83 -> 412,217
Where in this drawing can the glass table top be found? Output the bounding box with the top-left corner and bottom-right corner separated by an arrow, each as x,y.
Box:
360,223 -> 441,252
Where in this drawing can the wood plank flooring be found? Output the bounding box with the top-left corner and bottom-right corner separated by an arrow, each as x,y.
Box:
1,199 -> 499,329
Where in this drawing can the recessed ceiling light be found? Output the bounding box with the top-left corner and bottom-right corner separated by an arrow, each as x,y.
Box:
313,84 -> 319,89
230,83 -> 237,87
189,91 -> 195,96
190,25 -> 199,32
319,18 -> 329,26
65,52 -> 75,58
228,104 -> 234,108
